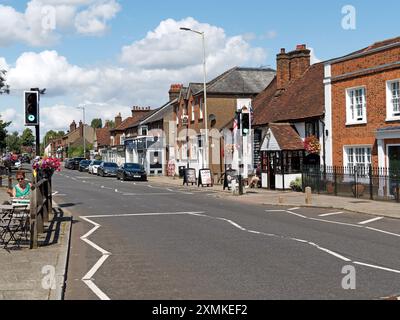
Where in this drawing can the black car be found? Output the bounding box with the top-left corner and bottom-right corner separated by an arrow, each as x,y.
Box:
72,157 -> 86,170
117,163 -> 147,181
65,159 -> 74,169
79,160 -> 91,172
21,155 -> 31,163
97,162 -> 118,177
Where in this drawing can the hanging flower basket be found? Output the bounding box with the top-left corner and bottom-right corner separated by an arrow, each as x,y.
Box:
304,136 -> 321,155
32,157 -> 61,176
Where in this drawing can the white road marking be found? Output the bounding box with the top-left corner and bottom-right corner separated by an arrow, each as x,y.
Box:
267,209 -> 400,239
52,191 -> 59,196
82,212 -> 203,219
354,262 -> 400,274
358,217 -> 384,225
79,210 -> 400,300
288,207 -> 300,211
101,186 -> 113,190
319,212 -> 344,217
166,188 -> 175,192
79,216 -> 112,300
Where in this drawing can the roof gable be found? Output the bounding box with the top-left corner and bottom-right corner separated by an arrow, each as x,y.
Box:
254,63 -> 324,126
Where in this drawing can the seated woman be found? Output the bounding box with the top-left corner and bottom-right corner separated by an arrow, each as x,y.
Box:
7,171 -> 32,199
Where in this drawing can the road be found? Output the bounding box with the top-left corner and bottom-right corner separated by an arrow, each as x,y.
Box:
52,169 -> 400,300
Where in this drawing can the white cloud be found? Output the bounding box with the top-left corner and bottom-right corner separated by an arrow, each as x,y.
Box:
0,0 -> 120,47
75,0 -> 121,35
261,30 -> 278,40
121,17 -> 266,71
1,17 -> 268,136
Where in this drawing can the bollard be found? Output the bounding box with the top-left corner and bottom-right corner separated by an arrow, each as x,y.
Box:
305,187 -> 312,205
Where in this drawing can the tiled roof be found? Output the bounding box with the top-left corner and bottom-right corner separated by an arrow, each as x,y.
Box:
141,99 -> 176,125
253,63 -> 324,126
270,124 -> 304,151
110,111 -> 153,132
330,36 -> 400,63
194,67 -> 276,96
95,127 -> 111,147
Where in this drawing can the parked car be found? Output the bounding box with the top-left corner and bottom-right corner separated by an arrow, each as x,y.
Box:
21,155 -> 31,163
64,159 -> 73,169
71,157 -> 86,170
79,160 -> 91,172
97,162 -> 118,177
117,163 -> 147,181
88,160 -> 102,175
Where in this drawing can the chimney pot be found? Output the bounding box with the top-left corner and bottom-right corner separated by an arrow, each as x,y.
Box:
280,48 -> 286,54
296,44 -> 307,50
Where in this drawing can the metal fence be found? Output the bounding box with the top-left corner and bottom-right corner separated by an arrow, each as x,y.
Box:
302,166 -> 400,203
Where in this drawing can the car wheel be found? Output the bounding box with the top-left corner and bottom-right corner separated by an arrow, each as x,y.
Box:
122,173 -> 127,181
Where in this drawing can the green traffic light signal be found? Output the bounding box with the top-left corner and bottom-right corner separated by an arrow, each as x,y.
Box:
24,91 -> 39,126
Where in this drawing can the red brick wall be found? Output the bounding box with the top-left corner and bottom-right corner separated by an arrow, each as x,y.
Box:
331,45 -> 400,167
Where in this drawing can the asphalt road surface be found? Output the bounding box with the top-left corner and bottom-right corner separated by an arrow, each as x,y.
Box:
53,169 -> 400,300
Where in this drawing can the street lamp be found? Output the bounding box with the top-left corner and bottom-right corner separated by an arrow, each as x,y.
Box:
76,105 -> 86,158
180,27 -> 209,169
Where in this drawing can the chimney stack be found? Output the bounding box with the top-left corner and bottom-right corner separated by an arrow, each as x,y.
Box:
169,84 -> 183,101
131,106 -> 152,117
276,44 -> 311,91
70,121 -> 77,133
115,113 -> 122,128
276,48 -> 290,91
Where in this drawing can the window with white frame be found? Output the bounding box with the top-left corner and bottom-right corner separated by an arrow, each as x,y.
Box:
344,146 -> 372,171
199,98 -> 204,120
191,102 -> 195,121
140,126 -> 148,136
346,87 -> 366,124
387,80 -> 400,119
182,143 -> 188,160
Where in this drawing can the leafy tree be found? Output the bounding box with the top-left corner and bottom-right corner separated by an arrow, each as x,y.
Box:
0,116 -> 11,151
91,118 -> 103,129
5,131 -> 21,154
0,69 -> 10,95
21,128 -> 35,147
43,130 -> 65,146
106,120 -> 115,128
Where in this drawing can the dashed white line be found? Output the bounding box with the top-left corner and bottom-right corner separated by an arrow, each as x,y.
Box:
358,217 -> 384,225
288,207 -> 300,211
319,212 -> 344,217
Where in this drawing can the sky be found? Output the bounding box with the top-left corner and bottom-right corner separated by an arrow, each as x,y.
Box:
0,0 -> 399,139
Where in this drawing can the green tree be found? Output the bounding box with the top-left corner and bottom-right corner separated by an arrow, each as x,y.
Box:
91,118 -> 103,129
43,130 -> 65,146
0,116 -> 11,151
6,131 -> 21,153
106,120 -> 115,128
21,128 -> 35,147
0,69 -> 10,95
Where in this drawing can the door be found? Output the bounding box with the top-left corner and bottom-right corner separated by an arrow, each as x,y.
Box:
388,146 -> 400,197
268,153 -> 276,190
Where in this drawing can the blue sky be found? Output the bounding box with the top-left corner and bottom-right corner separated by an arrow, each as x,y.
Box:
0,0 -> 399,137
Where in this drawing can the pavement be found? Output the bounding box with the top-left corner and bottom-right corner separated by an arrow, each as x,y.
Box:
54,169 -> 400,300
148,176 -> 400,219
0,183 -> 72,300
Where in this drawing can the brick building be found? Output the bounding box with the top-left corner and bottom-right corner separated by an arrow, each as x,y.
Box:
253,45 -> 325,190
173,67 -> 276,179
324,36 -> 400,187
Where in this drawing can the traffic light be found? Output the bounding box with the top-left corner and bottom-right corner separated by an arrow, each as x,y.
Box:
241,112 -> 250,136
24,91 -> 39,126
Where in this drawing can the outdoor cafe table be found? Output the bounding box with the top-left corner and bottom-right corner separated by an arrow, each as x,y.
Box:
0,202 -> 30,249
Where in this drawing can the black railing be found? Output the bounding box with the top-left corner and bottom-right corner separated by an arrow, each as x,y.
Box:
302,165 -> 400,202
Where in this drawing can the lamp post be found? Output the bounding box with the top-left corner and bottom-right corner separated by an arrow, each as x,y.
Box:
76,105 -> 86,158
180,27 -> 208,169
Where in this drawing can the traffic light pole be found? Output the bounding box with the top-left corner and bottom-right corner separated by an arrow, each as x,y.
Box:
237,111 -> 244,196
30,88 -> 45,157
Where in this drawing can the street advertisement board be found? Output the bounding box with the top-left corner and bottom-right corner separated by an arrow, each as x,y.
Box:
183,168 -> 196,186
198,169 -> 213,187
